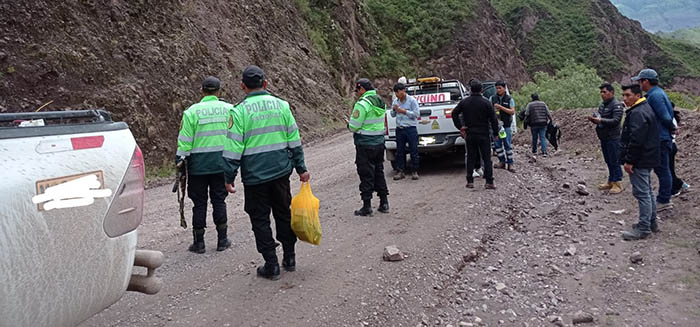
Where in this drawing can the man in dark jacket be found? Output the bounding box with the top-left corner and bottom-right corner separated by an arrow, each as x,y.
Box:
523,93 -> 553,156
452,79 -> 499,189
619,84 -> 660,241
632,69 -> 676,211
588,83 -> 624,194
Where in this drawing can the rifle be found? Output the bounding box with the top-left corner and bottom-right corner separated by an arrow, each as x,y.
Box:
172,159 -> 188,229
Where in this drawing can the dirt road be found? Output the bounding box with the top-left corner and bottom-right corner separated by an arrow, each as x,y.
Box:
83,109 -> 699,327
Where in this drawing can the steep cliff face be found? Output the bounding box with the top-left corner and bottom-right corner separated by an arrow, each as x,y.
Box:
0,0 -> 347,165
425,0 -> 529,87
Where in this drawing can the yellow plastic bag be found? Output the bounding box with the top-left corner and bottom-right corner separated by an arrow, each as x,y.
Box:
290,182 -> 321,245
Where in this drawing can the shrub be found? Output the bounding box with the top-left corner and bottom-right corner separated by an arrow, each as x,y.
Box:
511,61 -> 607,111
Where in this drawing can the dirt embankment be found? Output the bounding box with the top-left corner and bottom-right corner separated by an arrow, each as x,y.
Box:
0,1 -> 347,166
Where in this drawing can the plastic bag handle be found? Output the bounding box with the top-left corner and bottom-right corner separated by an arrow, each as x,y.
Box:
300,182 -> 312,195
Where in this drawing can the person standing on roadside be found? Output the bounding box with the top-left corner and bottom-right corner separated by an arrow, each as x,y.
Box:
632,69 -> 676,211
669,103 -> 691,196
490,81 -> 516,172
451,79 -> 499,190
348,78 -> 390,216
222,66 -> 310,280
588,83 -> 624,194
619,84 -> 660,241
523,93 -> 552,157
391,83 -> 420,181
176,76 -> 232,254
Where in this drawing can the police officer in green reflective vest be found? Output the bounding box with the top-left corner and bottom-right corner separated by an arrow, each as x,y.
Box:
176,76 -> 233,254
348,78 -> 389,216
222,66 -> 310,280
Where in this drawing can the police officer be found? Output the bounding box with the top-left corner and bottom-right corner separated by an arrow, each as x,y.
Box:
222,66 -> 310,280
348,78 -> 389,216
176,76 -> 232,254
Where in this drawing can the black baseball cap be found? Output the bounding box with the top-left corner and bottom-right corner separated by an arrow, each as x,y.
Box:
242,65 -> 265,87
356,78 -> 373,91
202,76 -> 220,92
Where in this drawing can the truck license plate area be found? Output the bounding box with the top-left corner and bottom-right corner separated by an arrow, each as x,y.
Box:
34,171 -> 107,211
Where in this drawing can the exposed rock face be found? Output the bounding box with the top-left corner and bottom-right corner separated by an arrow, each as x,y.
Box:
0,1 -> 347,165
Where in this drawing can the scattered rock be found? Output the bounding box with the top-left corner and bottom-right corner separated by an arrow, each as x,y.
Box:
610,209 -> 626,215
564,244 -> 577,256
548,315 -> 564,326
576,184 -> 590,196
577,199 -> 586,205
630,252 -> 643,264
383,245 -> 404,262
577,180 -> 587,185
563,183 -> 571,189
572,310 -> 594,324
554,230 -> 565,236
463,250 -> 479,263
495,282 -> 507,292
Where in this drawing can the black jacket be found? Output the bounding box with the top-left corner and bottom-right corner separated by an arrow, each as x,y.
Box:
452,94 -> 499,137
620,99 -> 660,169
524,101 -> 551,127
595,98 -> 624,141
491,94 -> 514,127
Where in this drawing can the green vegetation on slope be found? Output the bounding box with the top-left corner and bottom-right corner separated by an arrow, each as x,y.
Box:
511,61 -> 700,111
652,36 -> 700,79
294,0 -> 473,78
657,27 -> 700,47
493,0 -> 623,75
364,0 -> 472,77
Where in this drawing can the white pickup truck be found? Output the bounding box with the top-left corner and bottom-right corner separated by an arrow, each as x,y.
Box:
0,110 -> 162,327
385,78 -> 515,162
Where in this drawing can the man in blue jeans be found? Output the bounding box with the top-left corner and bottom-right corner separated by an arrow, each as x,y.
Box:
619,84 -> 660,240
391,83 -> 420,180
588,82 -> 624,194
632,69 -> 676,211
491,81 -> 516,172
523,93 -> 552,157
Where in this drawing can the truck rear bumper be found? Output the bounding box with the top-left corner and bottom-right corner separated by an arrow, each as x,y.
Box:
385,133 -> 464,153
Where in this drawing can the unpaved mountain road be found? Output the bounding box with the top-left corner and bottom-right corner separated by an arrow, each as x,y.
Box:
83,109 -> 700,327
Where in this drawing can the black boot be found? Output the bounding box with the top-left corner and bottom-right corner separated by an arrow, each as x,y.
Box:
257,252 -> 281,280
282,245 -> 296,272
188,228 -> 205,254
216,224 -> 232,252
354,199 -> 373,216
378,195 -> 389,213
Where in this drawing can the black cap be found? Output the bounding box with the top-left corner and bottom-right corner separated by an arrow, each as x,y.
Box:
531,92 -> 539,101
356,78 -> 373,91
202,76 -> 220,92
242,65 -> 265,88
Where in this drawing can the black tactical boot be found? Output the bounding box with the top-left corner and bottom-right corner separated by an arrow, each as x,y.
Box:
216,224 -> 232,252
282,245 -> 296,272
257,252 -> 281,280
354,199 -> 373,216
188,229 -> 205,254
378,195 -> 389,213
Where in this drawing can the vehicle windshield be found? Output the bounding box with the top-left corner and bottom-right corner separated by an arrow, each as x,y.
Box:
406,81 -> 463,104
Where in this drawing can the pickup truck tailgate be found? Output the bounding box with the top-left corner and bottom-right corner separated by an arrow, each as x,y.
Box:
0,122 -> 142,326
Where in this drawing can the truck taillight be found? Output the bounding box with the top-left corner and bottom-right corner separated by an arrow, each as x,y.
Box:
385,114 -> 389,135
103,145 -> 145,238
444,109 -> 453,119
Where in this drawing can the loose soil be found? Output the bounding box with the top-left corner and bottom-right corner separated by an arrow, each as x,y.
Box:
83,109 -> 699,327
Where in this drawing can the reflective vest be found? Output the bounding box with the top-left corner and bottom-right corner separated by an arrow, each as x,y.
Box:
348,90 -> 386,146
222,91 -> 306,185
177,95 -> 232,175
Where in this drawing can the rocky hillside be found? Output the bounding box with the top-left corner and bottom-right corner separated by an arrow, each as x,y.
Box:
0,0 -> 347,166
1,0 -> 699,165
